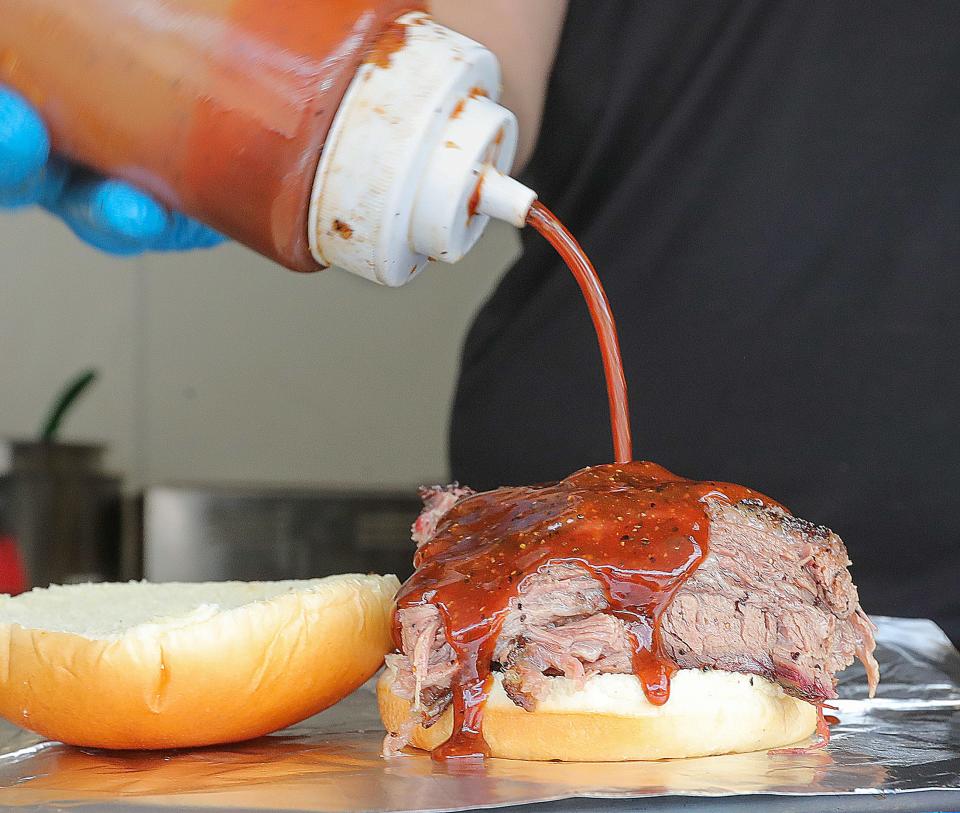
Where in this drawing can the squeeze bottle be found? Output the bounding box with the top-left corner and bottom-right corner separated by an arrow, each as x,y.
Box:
0,1 -> 536,284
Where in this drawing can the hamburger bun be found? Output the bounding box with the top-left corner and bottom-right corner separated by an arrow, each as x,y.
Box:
0,574 -> 399,749
378,665 -> 817,761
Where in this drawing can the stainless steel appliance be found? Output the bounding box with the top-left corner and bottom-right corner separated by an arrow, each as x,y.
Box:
143,483 -> 422,582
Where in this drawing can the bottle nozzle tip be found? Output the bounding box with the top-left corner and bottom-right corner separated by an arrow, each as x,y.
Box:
476,167 -> 537,228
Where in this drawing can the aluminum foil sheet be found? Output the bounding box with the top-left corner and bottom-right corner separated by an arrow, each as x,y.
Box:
0,616 -> 957,812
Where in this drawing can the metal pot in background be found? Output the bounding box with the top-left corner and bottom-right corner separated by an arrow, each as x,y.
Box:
0,440 -> 123,588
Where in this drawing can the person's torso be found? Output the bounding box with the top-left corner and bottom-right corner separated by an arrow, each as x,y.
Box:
450,0 -> 960,638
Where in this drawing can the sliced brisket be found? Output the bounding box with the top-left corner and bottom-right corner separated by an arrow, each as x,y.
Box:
386,487 -> 879,737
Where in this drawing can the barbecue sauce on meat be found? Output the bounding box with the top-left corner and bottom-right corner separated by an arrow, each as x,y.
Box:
392,205 -> 770,758
394,462 -> 767,759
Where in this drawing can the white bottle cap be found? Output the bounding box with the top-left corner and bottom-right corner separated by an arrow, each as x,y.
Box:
308,12 -> 537,286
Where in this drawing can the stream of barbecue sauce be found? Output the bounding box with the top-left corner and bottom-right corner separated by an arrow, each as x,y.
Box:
525,202 -> 632,465
395,464 -> 765,759
393,205 -> 770,759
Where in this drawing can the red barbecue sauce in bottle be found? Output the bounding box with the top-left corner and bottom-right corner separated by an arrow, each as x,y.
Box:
395,203 -> 772,760
0,0 -> 419,272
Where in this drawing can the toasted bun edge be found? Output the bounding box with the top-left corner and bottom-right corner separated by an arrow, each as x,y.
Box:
378,666 -> 818,761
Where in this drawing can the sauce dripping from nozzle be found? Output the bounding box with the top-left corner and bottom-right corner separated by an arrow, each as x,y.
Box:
394,203 -> 767,760
525,201 -> 632,464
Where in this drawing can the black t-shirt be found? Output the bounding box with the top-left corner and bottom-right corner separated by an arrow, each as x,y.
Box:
449,1 -> 960,641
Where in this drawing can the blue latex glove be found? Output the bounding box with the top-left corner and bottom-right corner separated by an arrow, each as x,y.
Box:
0,86 -> 225,255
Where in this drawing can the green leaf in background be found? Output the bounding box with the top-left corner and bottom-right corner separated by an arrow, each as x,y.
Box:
39,369 -> 98,442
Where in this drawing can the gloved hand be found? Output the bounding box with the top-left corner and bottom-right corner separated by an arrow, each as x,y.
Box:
0,86 -> 225,255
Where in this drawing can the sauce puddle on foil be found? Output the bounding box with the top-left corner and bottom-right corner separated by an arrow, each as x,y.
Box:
395,462 -> 763,759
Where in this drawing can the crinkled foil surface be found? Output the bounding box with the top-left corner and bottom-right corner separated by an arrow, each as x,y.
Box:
0,616 -> 957,812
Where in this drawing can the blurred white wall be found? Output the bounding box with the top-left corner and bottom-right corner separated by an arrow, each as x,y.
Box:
0,210 -> 518,489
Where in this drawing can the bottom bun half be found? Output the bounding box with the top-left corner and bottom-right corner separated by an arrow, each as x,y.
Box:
378,666 -> 817,761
